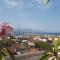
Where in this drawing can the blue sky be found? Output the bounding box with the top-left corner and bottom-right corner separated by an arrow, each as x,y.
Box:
0,0 -> 60,32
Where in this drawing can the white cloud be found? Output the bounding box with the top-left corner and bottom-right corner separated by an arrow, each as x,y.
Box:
8,0 -> 18,7
35,0 -> 43,4
3,0 -> 18,8
25,2 -> 34,8
18,1 -> 24,9
2,0 -> 53,9
3,0 -> 24,9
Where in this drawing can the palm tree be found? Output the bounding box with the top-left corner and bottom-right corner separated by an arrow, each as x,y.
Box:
39,40 -> 60,60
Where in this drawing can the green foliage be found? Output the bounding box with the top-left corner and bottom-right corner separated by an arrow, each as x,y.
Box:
0,40 -> 15,60
6,48 -> 15,60
0,55 -> 5,60
39,40 -> 60,60
35,42 -> 52,51
53,40 -> 60,50
40,53 -> 51,60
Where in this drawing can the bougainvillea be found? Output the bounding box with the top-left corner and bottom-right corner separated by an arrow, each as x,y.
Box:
0,22 -> 13,36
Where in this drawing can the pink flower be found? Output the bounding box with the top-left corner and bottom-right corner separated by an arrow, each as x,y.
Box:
0,22 -> 13,36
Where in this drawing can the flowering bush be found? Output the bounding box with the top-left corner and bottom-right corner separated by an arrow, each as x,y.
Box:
0,22 -> 14,60
0,22 -> 13,37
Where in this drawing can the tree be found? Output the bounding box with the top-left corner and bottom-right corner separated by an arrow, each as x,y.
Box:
39,40 -> 60,60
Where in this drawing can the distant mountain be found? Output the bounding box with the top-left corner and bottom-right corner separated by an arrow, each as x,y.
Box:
13,28 -> 60,35
13,28 -> 37,35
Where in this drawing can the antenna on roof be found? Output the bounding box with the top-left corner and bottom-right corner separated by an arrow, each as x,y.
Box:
19,24 -> 20,35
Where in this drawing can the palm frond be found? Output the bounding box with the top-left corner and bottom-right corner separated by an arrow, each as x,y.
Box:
39,52 -> 52,60
1,48 -> 8,56
53,40 -> 60,50
0,41 -> 4,49
43,0 -> 50,5
0,54 -> 5,60
3,48 -> 15,60
6,48 -> 15,60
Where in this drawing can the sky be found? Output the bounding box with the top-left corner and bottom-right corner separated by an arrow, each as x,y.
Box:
0,0 -> 60,32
